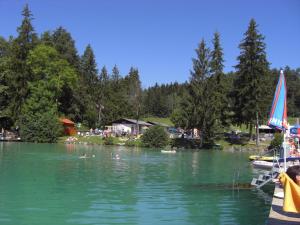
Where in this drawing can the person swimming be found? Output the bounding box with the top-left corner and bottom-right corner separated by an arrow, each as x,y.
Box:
112,153 -> 120,160
79,153 -> 88,159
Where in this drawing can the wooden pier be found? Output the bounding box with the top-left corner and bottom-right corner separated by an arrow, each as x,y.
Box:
267,185 -> 300,225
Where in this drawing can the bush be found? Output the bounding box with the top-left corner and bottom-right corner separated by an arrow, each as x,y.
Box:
104,136 -> 114,145
270,133 -> 283,149
141,126 -> 169,148
124,139 -> 142,147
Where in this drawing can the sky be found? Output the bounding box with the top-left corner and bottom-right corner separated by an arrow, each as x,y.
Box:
0,0 -> 299,88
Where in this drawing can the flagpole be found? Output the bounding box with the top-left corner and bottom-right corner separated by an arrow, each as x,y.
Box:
283,131 -> 287,172
268,69 -> 288,171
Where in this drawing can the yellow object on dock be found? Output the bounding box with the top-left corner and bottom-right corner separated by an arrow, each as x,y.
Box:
267,185 -> 300,224
278,173 -> 300,213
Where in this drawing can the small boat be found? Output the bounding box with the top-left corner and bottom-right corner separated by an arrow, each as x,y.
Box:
252,160 -> 274,169
161,150 -> 176,153
249,155 -> 276,162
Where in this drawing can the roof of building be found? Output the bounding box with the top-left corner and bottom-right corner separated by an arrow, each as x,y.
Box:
147,121 -> 170,127
59,118 -> 75,125
259,125 -> 273,130
111,118 -> 152,126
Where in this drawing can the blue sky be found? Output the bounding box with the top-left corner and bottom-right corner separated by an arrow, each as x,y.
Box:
0,0 -> 299,87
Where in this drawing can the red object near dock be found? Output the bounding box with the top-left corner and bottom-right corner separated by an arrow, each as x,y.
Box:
59,118 -> 77,136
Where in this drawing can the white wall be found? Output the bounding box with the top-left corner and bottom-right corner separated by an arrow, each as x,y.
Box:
112,123 -> 133,134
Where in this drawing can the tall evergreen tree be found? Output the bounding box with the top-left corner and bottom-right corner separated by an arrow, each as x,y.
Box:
77,45 -> 99,127
111,65 -> 121,83
0,37 -> 12,128
127,67 -> 142,134
190,39 -> 216,145
178,39 -> 217,145
9,4 -> 38,121
51,27 -> 81,120
97,66 -> 110,126
233,19 -> 270,136
51,27 -> 80,69
210,32 -> 229,127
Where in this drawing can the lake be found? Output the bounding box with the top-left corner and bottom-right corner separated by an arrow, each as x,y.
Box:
0,142 -> 272,225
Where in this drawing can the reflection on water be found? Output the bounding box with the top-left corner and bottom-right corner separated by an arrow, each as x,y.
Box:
0,143 -> 272,225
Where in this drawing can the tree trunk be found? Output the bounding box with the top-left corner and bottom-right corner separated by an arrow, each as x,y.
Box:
249,123 -> 253,141
256,111 -> 260,147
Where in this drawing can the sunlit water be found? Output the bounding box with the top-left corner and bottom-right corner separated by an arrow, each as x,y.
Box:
0,142 -> 272,225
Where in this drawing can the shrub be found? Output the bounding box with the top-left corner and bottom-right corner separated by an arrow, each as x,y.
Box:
141,126 -> 169,148
270,133 -> 283,149
104,136 -> 114,145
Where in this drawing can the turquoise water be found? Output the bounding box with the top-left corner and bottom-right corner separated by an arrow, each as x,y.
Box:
0,142 -> 272,225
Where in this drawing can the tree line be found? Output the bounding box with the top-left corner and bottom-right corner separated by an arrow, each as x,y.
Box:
0,5 -> 299,143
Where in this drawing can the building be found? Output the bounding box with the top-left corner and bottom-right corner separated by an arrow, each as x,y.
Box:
110,118 -> 152,136
59,118 -> 77,136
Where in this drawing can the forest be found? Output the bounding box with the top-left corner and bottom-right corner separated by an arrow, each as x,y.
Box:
0,5 -> 299,143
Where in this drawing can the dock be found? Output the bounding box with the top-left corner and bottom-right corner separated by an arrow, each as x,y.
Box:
267,185 -> 300,225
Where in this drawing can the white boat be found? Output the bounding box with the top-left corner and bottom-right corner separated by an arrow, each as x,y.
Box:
161,150 -> 176,153
252,160 -> 274,169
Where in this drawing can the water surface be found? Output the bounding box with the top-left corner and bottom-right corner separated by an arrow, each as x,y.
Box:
0,142 -> 272,225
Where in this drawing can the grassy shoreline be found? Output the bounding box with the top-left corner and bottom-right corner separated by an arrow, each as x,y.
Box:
58,134 -> 270,152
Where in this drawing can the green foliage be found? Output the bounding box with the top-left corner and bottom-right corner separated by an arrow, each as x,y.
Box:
233,19 -> 271,135
141,126 -> 169,148
125,139 -> 142,147
76,44 -> 99,127
51,26 -> 80,68
270,133 -> 283,149
19,84 -> 62,143
18,44 -> 77,142
0,37 -> 11,125
178,39 -> 218,145
104,136 -> 115,145
2,6 -> 300,146
27,44 -> 77,98
8,4 -> 38,121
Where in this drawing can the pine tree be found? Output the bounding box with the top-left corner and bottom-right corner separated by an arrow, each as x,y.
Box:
9,4 -> 38,121
127,67 -> 142,135
96,66 -> 110,126
210,32 -> 229,127
233,19 -> 270,137
81,44 -> 98,88
51,27 -> 81,120
0,37 -> 12,128
76,45 -> 99,127
51,26 -> 80,69
176,39 -> 216,145
111,65 -> 121,84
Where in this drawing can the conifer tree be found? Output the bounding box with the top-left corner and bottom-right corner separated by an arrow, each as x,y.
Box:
9,4 -> 38,121
233,19 -> 270,137
81,44 -> 98,88
51,27 -> 80,69
127,67 -> 142,134
175,39 -> 216,145
97,66 -> 110,126
0,37 -> 12,128
111,65 -> 121,83
210,32 -> 229,127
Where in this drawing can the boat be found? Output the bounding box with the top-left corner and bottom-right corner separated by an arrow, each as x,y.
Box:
252,160 -> 274,169
249,155 -> 276,162
161,150 -> 176,153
